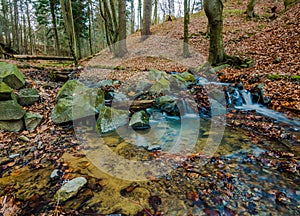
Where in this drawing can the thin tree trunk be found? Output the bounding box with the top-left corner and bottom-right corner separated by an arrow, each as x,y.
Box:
115,0 -> 127,57
141,0 -> 152,40
183,0 -> 190,58
153,0 -> 158,24
60,0 -> 78,65
13,0 -> 19,53
138,0 -> 142,29
204,0 -> 225,65
87,0 -> 93,55
25,0 -> 33,54
246,0 -> 256,18
130,0 -> 135,33
50,0 -> 60,55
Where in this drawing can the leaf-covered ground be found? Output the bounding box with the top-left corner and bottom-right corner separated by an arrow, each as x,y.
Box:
0,0 -> 299,215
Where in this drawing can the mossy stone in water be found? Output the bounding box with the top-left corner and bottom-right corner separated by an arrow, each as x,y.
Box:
54,177 -> 87,202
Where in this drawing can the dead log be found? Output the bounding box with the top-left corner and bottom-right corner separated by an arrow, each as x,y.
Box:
112,100 -> 155,111
13,55 -> 74,61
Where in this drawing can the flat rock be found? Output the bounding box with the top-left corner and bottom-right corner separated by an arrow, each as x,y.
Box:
129,110 -> 150,130
0,119 -> 24,132
0,100 -> 25,120
54,177 -> 87,202
17,88 -> 39,106
0,62 -> 25,89
24,112 -> 43,130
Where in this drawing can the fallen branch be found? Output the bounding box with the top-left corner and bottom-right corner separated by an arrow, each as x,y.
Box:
13,55 -> 74,61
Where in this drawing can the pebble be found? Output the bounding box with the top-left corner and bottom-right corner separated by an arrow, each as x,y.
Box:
19,135 -> 30,142
9,154 -> 20,159
50,169 -> 60,180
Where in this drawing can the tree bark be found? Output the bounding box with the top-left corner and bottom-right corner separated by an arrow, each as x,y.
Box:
130,0 -> 135,33
115,0 -> 128,57
141,0 -> 152,40
49,0 -> 60,56
183,0 -> 190,58
246,0 -> 256,18
60,0 -> 78,65
153,0 -> 158,24
204,0 -> 225,66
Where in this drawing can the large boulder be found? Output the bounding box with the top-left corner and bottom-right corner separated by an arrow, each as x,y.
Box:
0,100 -> 25,120
0,62 -> 25,89
96,107 -> 129,134
155,96 -> 179,116
0,120 -> 24,132
52,88 -> 104,124
24,112 -> 43,130
56,80 -> 88,101
17,88 -> 39,106
129,110 -> 150,130
54,177 -> 87,202
148,69 -> 168,81
0,82 -> 13,100
171,72 -> 196,88
149,77 -> 170,95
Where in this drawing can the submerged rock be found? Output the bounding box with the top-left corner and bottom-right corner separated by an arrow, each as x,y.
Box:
54,177 -> 87,202
0,62 -> 25,89
0,82 -> 13,100
17,88 -> 39,106
129,110 -> 150,130
0,119 -> 24,132
0,100 -> 25,120
24,112 -> 43,130
97,107 -> 129,134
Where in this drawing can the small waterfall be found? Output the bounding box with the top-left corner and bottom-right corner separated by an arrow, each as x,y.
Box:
178,99 -> 199,118
241,90 -> 253,105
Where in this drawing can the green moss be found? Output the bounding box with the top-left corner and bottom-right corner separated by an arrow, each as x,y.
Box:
291,75 -> 300,81
266,74 -> 282,81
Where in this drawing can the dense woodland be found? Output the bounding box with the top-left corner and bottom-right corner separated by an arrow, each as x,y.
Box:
0,0 -> 299,215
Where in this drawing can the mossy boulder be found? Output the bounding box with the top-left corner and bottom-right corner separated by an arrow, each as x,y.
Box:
96,107 -> 129,134
148,69 -> 168,81
24,112 -> 43,130
0,82 -> 13,100
0,100 -> 25,120
129,110 -> 150,130
52,88 -> 104,124
0,62 -> 25,89
0,119 -> 24,132
149,77 -> 170,95
56,80 -> 88,101
172,72 -> 196,87
17,88 -> 39,106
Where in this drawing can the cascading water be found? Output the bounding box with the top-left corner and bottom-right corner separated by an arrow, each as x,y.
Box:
197,76 -> 300,127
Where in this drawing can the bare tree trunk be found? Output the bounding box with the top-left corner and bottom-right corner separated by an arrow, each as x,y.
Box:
50,0 -> 60,55
25,0 -> 33,54
130,0 -> 135,33
138,0 -> 142,29
87,0 -> 93,55
183,0 -> 190,58
204,0 -> 225,65
60,0 -> 78,65
13,0 -> 20,53
153,0 -> 158,24
246,0 -> 256,18
115,0 -> 127,57
141,0 -> 152,40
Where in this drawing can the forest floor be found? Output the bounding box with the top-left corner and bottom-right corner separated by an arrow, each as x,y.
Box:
0,0 -> 299,215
